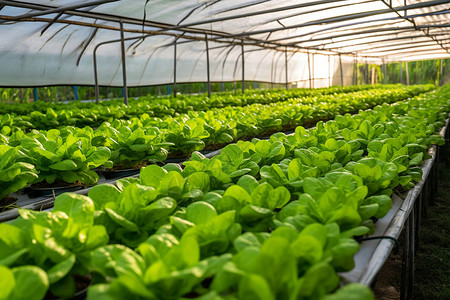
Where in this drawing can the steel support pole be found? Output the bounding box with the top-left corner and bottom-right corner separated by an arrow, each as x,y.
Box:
241,41 -> 245,94
430,158 -> 436,205
423,178 -> 429,219
371,66 -> 376,85
415,191 -> 422,251
205,34 -> 211,98
408,207 -> 415,299
33,88 -> 38,101
284,47 -> 289,90
307,52 -> 312,89
434,146 -> 439,198
439,59 -> 443,86
400,208 -> 416,300
405,61 -> 410,85
73,86 -> 79,100
400,214 -> 410,300
94,47 -> 100,103
119,21 -> 128,105
418,60 -> 427,84
328,55 -> 332,87
271,54 -> 274,89
365,58 -> 368,84
339,54 -> 344,86
400,62 -> 403,84
312,53 -> 315,89
173,38 -> 177,97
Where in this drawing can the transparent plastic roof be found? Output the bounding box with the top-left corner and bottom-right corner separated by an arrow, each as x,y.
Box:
0,0 -> 449,87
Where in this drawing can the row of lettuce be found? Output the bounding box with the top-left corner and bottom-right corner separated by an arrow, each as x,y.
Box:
0,86 -> 434,200
0,84 -> 406,118
1,85 -> 449,299
0,85 -> 431,131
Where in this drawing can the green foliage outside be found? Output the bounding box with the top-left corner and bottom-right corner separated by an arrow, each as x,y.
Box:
0,58 -> 448,104
356,59 -> 449,86
0,82 -> 261,104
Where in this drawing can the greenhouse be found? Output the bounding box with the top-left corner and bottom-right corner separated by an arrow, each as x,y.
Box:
0,1 -> 449,299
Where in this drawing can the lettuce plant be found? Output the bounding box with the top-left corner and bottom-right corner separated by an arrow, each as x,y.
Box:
19,129 -> 111,185
164,119 -> 210,154
208,179 -> 289,232
0,145 -> 38,199
89,182 -> 178,247
88,165 -> 189,247
0,265 -> 49,300
199,114 -> 236,146
87,237 -> 232,300
1,193 -> 108,299
97,123 -> 171,168
207,223 -> 364,299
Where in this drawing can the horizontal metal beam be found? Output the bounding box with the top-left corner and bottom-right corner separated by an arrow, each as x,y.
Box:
290,6 -> 450,47
175,0 -> 349,28
291,24 -> 450,50
1,0 -> 330,57
0,0 -> 119,21
0,12 -> 353,61
0,0 -> 309,57
305,26 -> 450,50
313,30 -> 415,48
283,9 -> 450,46
0,7 -> 349,57
379,0 -> 449,54
369,44 -> 448,56
357,39 -> 450,54
243,8 -> 447,48
276,24 -> 407,47
4,0 -> 446,53
382,49 -> 450,60
0,0 -> 232,39
230,0 -> 450,38
2,0 -> 448,61
0,14 -> 181,36
255,0 -> 377,28
322,32 -> 450,51
379,0 -> 416,27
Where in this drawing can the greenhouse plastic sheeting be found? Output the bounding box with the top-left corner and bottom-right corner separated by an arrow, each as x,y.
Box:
0,0 -> 449,87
